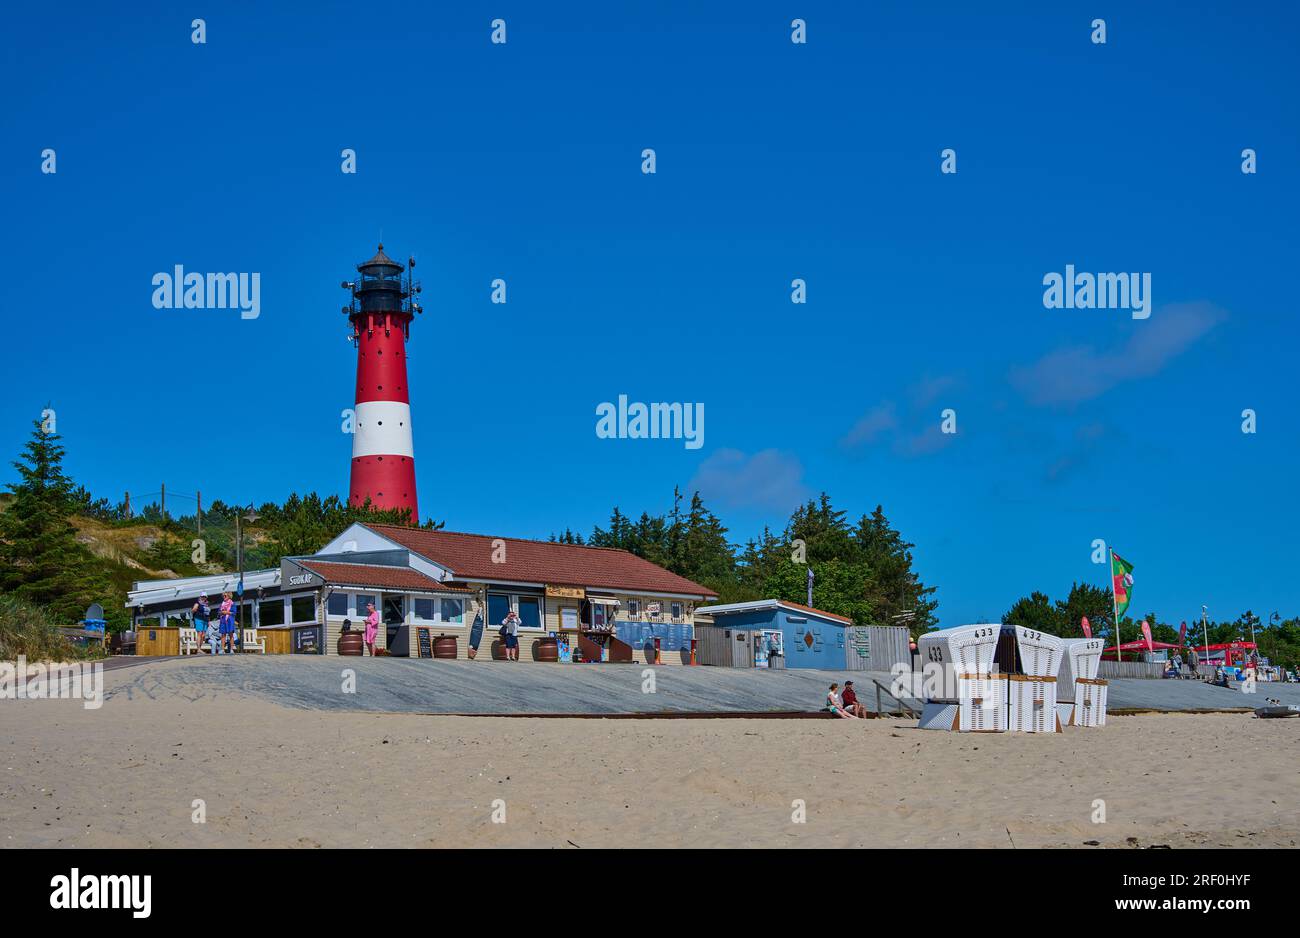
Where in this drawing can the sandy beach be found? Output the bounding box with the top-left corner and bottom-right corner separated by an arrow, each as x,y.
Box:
2,675 -> 1296,849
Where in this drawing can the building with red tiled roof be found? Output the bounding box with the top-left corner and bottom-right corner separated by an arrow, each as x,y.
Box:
277,521 -> 718,662
127,520 -> 717,664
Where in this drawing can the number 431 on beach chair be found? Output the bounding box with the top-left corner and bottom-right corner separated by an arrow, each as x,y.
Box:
242,629 -> 266,654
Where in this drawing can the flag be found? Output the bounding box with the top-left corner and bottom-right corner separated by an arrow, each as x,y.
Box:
1178,621 -> 1187,645
1140,620 -> 1153,651
1111,551 -> 1135,619
1081,616 -> 1092,639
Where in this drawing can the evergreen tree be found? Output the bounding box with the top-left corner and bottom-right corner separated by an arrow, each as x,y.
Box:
0,419 -> 111,622
854,505 -> 939,632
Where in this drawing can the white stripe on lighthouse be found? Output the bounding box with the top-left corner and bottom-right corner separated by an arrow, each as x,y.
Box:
352,400 -> 414,458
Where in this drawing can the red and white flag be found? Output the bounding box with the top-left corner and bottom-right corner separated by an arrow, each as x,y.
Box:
1081,616 -> 1092,639
1140,620 -> 1154,651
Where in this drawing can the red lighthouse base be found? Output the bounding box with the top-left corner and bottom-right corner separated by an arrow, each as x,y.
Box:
349,455 -> 418,520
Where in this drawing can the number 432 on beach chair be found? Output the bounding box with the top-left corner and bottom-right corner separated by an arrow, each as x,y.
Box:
242,629 -> 266,654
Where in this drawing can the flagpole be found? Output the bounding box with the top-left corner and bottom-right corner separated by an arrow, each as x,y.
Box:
1201,605 -> 1210,678
1111,548 -> 1121,663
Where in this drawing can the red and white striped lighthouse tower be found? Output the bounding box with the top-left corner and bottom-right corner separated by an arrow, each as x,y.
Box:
342,244 -> 422,521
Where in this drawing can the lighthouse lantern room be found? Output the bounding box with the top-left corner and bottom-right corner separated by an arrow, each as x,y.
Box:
342,244 -> 422,521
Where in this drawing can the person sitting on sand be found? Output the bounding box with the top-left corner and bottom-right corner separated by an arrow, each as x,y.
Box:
840,680 -> 868,718
825,683 -> 857,719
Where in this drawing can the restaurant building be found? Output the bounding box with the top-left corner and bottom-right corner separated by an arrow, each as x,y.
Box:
127,522 -> 717,663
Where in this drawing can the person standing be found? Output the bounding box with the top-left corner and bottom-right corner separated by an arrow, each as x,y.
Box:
501,609 -> 521,661
191,593 -> 213,655
364,602 -> 380,656
219,591 -> 237,655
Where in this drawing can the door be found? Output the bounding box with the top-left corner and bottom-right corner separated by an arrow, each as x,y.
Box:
384,596 -> 408,656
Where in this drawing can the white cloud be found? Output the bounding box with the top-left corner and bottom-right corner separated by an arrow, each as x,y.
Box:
1010,302 -> 1226,407
688,448 -> 809,512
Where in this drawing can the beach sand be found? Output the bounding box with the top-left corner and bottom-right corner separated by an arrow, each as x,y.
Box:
2,683 -> 1296,849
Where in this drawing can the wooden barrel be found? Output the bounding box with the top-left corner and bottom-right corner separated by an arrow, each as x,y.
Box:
433,635 -> 458,659
337,632 -> 365,656
536,636 -> 559,662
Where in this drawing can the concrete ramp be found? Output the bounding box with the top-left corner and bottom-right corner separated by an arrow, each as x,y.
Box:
103,656 -> 1300,716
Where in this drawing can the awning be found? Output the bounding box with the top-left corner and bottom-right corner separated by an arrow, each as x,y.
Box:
587,596 -> 620,606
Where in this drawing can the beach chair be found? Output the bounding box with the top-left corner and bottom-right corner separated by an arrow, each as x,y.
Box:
179,628 -> 200,655
242,629 -> 266,654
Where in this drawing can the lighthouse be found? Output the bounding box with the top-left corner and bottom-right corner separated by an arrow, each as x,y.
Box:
342,244 -> 422,521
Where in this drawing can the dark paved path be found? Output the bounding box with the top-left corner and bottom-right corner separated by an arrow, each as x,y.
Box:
101,656 -> 1300,716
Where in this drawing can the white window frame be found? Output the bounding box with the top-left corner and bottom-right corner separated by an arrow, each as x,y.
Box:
488,591 -> 546,631
412,596 -> 438,624
628,599 -> 641,619
670,602 -> 683,621
439,597 -> 466,625
326,590 -> 351,619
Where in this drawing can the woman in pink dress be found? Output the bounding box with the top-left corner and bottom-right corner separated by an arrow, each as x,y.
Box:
364,602 -> 380,656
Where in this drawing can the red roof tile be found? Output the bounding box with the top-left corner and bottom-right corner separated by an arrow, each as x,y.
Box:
362,524 -> 718,598
297,560 -> 470,593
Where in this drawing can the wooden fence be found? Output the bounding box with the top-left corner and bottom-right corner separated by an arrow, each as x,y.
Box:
695,626 -> 754,667
844,625 -> 911,673
1096,659 -> 1165,680
133,626 -> 293,656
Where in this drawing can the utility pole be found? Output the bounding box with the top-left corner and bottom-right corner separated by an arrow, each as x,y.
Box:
123,491 -> 131,519
197,490 -> 202,536
160,482 -> 166,519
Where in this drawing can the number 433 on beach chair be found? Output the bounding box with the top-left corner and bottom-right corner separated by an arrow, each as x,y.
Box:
241,629 -> 266,653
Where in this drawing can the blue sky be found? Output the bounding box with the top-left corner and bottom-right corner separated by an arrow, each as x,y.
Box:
3,1 -> 1298,626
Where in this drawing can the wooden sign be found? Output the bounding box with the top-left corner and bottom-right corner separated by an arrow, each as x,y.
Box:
545,585 -> 585,599
416,627 -> 433,659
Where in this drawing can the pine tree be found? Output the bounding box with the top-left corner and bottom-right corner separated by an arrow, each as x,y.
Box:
854,505 -> 939,632
0,419 -> 111,622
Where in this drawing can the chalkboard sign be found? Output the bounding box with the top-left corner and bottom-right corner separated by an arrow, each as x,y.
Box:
293,624 -> 322,654
416,627 -> 433,659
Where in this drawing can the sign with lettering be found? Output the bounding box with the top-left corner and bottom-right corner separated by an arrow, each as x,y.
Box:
416,627 -> 433,659
292,624 -> 322,654
288,572 -> 316,586
545,585 -> 585,599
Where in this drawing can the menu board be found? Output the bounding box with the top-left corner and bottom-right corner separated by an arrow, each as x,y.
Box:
416,627 -> 433,659
292,624 -> 322,654
617,621 -> 694,651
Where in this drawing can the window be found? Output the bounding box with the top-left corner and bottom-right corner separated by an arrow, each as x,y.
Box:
671,602 -> 683,620
356,594 -> 377,616
382,597 -> 403,623
291,596 -> 316,624
414,598 -> 435,622
260,598 -> 285,627
591,602 -> 607,629
239,603 -> 256,627
517,596 -> 541,629
489,592 -> 543,629
327,593 -> 349,617
440,598 -> 464,624
628,600 -> 641,618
